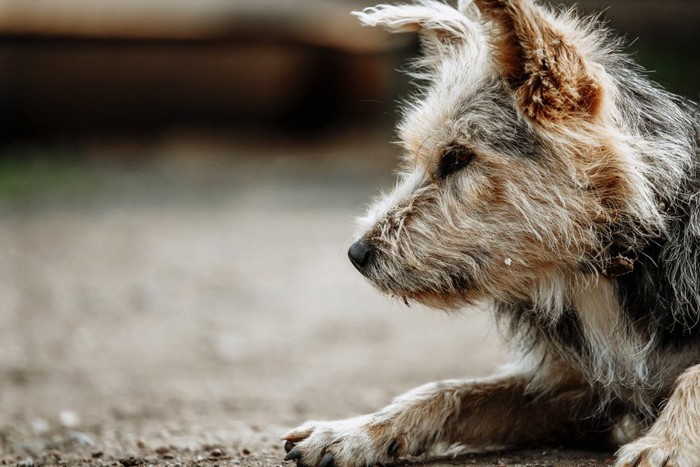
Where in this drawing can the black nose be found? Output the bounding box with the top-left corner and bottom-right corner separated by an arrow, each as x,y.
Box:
348,240 -> 374,272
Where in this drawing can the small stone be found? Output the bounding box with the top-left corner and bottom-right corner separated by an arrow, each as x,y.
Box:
18,441 -> 45,455
17,458 -> 34,467
210,449 -> 225,458
29,418 -> 49,434
91,451 -> 104,459
69,432 -> 94,446
155,447 -> 170,456
241,448 -> 251,456
136,440 -> 146,449
119,456 -> 140,466
59,410 -> 80,428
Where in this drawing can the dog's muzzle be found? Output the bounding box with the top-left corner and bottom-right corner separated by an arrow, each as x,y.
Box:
348,239 -> 375,275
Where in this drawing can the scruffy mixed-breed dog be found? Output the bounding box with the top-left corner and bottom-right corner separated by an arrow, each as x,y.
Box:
282,0 -> 700,465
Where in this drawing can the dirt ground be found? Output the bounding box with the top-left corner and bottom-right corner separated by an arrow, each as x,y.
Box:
0,129 -> 615,466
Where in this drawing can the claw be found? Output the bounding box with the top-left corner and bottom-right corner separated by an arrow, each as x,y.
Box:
284,440 -> 295,453
284,447 -> 303,461
319,452 -> 335,467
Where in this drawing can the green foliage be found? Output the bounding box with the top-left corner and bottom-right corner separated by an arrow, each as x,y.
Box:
0,151 -> 99,205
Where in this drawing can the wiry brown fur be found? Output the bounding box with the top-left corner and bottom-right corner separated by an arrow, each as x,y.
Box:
474,0 -> 602,122
282,0 -> 700,465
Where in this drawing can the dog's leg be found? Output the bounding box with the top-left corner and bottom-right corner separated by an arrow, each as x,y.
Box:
282,366 -> 601,467
616,364 -> 700,467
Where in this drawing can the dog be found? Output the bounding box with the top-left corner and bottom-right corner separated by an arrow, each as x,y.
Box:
282,0 -> 700,465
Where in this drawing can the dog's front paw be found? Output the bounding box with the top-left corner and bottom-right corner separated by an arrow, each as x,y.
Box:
615,435 -> 690,467
281,416 -> 406,467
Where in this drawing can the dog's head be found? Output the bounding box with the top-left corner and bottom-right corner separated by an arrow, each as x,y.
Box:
349,0 -> 691,310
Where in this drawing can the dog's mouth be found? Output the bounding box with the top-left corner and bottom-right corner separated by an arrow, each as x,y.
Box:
388,285 -> 477,310
353,253 -> 476,309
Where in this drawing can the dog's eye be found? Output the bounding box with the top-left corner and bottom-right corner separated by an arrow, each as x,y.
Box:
438,147 -> 475,179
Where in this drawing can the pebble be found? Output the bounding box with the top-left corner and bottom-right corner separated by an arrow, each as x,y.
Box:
241,448 -> 251,456
210,449 -> 225,458
69,432 -> 94,446
155,447 -> 170,455
119,456 -> 140,466
59,410 -> 80,428
28,418 -> 49,435
17,458 -> 34,467
18,441 -> 45,455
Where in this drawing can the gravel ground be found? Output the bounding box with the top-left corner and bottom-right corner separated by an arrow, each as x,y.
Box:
0,129 -> 614,466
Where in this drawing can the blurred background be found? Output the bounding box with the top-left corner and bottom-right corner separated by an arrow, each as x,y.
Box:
0,1 -> 697,466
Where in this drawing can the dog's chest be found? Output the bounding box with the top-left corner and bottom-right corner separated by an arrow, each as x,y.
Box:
569,281 -> 652,388
559,280 -> 699,413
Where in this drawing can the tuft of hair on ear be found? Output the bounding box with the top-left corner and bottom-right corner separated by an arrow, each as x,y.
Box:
353,1 -> 482,72
353,1 -> 472,37
473,0 -> 601,124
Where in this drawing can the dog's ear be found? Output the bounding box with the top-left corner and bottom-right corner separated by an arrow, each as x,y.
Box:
473,0 -> 601,123
353,1 -> 480,68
